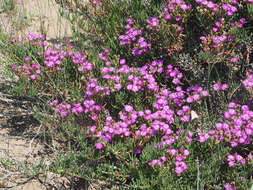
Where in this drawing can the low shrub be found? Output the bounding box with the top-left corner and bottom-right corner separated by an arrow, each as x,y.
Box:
1,0 -> 253,189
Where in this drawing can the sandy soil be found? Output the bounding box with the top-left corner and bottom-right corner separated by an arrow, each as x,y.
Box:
0,0 -> 89,189
0,0 -> 73,41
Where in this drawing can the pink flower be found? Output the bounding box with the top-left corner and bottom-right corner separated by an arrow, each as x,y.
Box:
150,159 -> 157,165
175,167 -> 183,174
176,155 -> 185,161
24,57 -> 30,62
120,59 -> 126,64
89,126 -> 96,133
248,153 -> 253,160
177,26 -> 183,31
201,90 -> 209,96
224,183 -> 237,190
212,27 -> 218,32
231,57 -> 238,63
165,14 -> 171,20
51,99 -> 58,106
221,83 -> 229,90
114,84 -> 122,90
182,149 -> 190,156
228,161 -> 235,167
161,156 -> 167,162
213,83 -> 221,91
200,36 -> 206,41
30,74 -> 37,80
124,105 -> 134,112
180,4 -> 188,10
60,110 -> 68,117
174,161 -> 187,174
167,148 -> 178,156
235,154 -> 245,165
95,142 -> 103,150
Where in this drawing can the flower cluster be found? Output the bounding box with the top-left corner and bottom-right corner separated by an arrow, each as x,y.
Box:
214,103 -> 253,148
83,78 -> 110,99
119,18 -> 151,56
153,89 -> 169,110
167,86 -> 185,107
224,183 -> 237,190
227,153 -> 246,167
148,158 -> 163,167
242,73 -> 253,88
119,18 -> 152,56
213,83 -> 229,91
196,0 -> 218,11
119,18 -> 142,45
197,128 -> 210,143
51,98 -> 102,119
160,0 -> 191,32
243,72 -> 253,96
8,0 -> 253,186
52,101 -> 71,117
146,17 -> 159,30
127,74 -> 143,92
165,64 -> 183,85
164,0 -> 191,12
72,51 -> 93,72
149,60 -> 163,74
176,105 -> 190,122
222,3 -> 238,16
12,57 -> 41,80
26,33 -> 45,42
132,37 -> 151,56
83,99 -> 102,114
169,148 -> 189,175
186,86 -> 209,103
44,47 -> 63,70
148,147 -> 189,175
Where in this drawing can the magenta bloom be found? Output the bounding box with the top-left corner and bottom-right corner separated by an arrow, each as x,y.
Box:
165,14 -> 171,20
30,74 -> 37,80
221,83 -> 229,90
175,166 -> 183,175
231,57 -> 238,63
124,105 -> 134,112
213,83 -> 221,91
228,161 -> 235,167
174,161 -> 187,175
120,59 -> 126,64
114,84 -> 122,90
24,57 -> 30,62
224,183 -> 237,190
213,83 -> 228,91
201,90 -> 209,96
95,142 -> 103,150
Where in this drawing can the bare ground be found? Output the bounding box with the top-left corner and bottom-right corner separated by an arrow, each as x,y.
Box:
0,0 -> 93,189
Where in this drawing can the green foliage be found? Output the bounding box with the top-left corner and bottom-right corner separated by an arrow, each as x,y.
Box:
0,0 -> 15,13
0,0 -> 253,189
